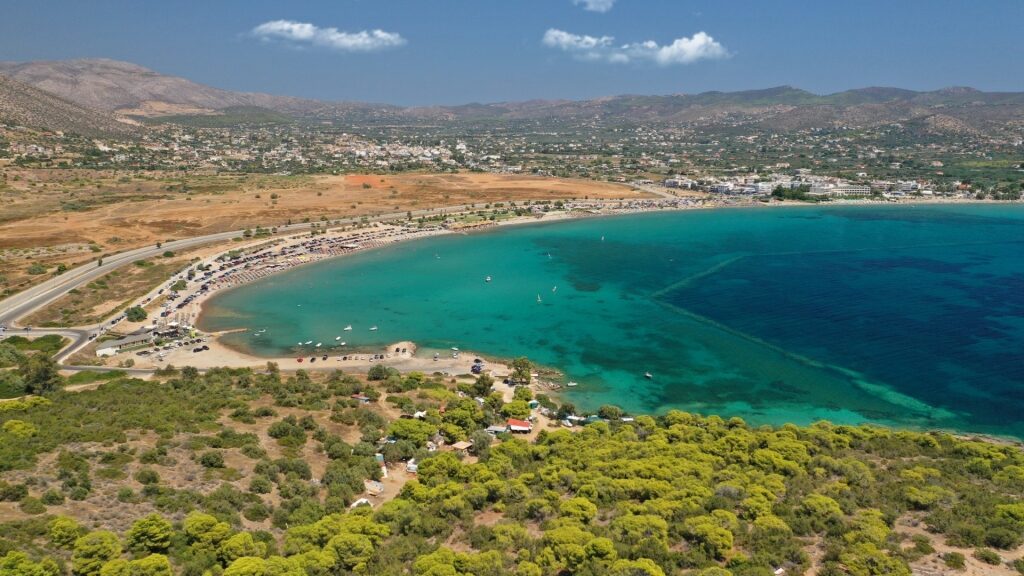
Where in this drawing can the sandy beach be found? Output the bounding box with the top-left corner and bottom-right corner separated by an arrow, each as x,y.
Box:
97,194 -> 1015,382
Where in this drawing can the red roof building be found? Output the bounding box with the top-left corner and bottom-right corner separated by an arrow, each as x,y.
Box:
507,418 -> 532,433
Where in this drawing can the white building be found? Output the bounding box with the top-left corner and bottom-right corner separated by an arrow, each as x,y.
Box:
96,332 -> 153,357
809,184 -> 871,197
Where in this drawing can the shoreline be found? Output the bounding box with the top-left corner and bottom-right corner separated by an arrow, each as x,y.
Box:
147,195 -> 1016,366
110,197 -> 1024,439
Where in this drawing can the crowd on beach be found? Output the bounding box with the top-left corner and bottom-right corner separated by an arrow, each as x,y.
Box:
211,225 -> 450,290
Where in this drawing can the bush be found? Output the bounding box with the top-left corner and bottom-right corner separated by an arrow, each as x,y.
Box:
198,451 -> 225,469
973,548 -> 1001,565
135,468 -> 160,485
0,481 -> 28,501
40,489 -> 65,505
249,475 -> 273,494
942,552 -> 965,569
19,496 -> 46,515
243,503 -> 271,522
125,306 -> 147,322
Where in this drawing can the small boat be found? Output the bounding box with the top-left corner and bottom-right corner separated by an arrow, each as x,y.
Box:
370,326 -> 378,331
567,381 -> 578,387
644,372 -> 653,379
335,336 -> 341,341
552,286 -> 557,293
485,276 -> 492,283
315,343 -> 322,348
537,294 -> 543,303
304,340 -> 313,345
296,342 -> 302,346
344,325 -> 353,331
340,342 -> 346,346
451,347 -> 459,352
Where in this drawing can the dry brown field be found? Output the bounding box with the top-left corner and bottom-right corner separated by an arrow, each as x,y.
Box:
0,169 -> 645,295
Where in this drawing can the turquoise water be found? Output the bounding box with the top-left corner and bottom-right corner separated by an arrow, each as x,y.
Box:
200,205 -> 1024,437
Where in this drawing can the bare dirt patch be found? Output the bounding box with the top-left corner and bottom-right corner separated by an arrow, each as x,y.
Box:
0,169 -> 643,295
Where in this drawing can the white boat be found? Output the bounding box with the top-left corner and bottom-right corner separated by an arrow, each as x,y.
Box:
316,343 -> 322,348
340,342 -> 346,346
537,294 -> 542,303
304,340 -> 313,345
552,286 -> 557,293
644,372 -> 653,379
451,347 -> 459,351
485,276 -> 492,282
344,325 -> 352,331
335,336 -> 341,341
370,326 -> 378,331
567,381 -> 578,387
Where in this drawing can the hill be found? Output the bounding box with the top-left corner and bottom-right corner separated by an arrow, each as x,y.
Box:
0,364 -> 1023,575
2,58 -> 1023,136
0,74 -> 139,137
0,58 -> 312,116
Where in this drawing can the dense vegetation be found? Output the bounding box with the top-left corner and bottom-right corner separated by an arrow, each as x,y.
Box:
1,365 -> 1023,575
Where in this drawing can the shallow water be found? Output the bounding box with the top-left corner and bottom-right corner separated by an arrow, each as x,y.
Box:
200,204 -> 1024,437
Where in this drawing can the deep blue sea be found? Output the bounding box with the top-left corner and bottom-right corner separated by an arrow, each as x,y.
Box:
200,205 -> 1024,437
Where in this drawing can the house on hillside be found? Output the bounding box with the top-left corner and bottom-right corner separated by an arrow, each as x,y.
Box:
507,418 -> 533,433
450,440 -> 473,454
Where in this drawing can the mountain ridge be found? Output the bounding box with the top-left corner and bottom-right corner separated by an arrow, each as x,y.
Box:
1,58 -> 1022,134
0,73 -> 140,137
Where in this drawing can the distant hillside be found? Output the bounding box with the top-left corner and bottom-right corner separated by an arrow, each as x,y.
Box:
0,74 -> 139,137
0,58 -> 313,116
2,58 -> 1022,136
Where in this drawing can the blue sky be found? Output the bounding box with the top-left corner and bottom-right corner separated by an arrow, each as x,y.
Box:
1,0 -> 1021,105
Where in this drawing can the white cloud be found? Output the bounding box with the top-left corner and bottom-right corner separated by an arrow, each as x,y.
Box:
573,0 -> 616,12
542,28 -> 729,66
251,20 -> 406,52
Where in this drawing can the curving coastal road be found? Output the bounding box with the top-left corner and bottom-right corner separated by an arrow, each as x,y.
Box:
0,203 -> 496,328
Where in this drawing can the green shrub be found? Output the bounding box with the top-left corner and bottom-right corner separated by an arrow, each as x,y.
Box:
134,468 -> 160,485
40,489 -> 65,505
198,451 -> 225,469
19,496 -> 46,515
973,548 -> 1001,565
942,552 -> 966,569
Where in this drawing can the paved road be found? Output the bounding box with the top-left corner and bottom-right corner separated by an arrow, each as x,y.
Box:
0,196 -> 643,369
0,203 -> 494,328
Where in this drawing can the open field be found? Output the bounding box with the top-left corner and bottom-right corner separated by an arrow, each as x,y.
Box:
21,253 -> 193,328
0,169 -> 645,296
